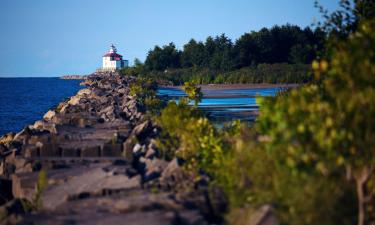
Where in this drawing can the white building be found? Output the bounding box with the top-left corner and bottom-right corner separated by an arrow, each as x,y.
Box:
101,44 -> 128,71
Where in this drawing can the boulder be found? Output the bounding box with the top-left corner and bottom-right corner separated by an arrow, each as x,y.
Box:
43,110 -> 56,121
77,88 -> 92,96
12,128 -> 34,146
0,133 -> 14,145
145,148 -> 156,159
230,205 -> 279,225
159,158 -> 187,189
143,158 -> 168,183
32,120 -> 57,134
145,139 -> 158,159
68,96 -> 80,105
133,144 -> 142,154
132,121 -> 153,141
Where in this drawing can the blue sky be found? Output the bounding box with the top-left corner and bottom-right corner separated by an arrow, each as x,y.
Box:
0,0 -> 340,77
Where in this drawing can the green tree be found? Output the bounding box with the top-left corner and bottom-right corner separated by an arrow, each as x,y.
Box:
182,82 -> 203,106
256,20 -> 375,225
289,44 -> 312,64
181,39 -> 206,68
144,43 -> 181,71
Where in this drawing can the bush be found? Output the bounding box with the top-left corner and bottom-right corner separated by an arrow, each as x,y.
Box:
155,84 -> 224,173
136,64 -> 311,85
217,20 -> 375,225
129,78 -> 164,115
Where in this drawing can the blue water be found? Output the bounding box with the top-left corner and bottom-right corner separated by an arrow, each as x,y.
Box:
0,79 -> 281,136
0,78 -> 83,136
158,87 -> 281,123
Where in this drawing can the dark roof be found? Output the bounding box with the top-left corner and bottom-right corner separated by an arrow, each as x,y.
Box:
103,52 -> 123,58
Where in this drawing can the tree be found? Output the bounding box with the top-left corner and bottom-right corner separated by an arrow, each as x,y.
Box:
289,44 -> 312,64
182,81 -> 203,106
181,39 -> 206,68
144,43 -> 181,71
209,34 -> 235,71
134,58 -> 143,67
256,19 -> 375,225
120,58 -> 144,76
233,33 -> 259,67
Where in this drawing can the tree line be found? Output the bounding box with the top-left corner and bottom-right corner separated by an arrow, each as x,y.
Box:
143,24 -> 326,72
138,64 -> 312,85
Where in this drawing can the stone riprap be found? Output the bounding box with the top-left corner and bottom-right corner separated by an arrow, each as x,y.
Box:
0,72 -> 225,225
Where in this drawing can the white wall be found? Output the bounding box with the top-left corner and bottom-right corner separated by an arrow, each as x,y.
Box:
102,56 -> 116,69
102,57 -> 129,69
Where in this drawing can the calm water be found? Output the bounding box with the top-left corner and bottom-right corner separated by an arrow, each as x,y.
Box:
158,87 -> 281,123
0,78 -> 281,136
0,78 -> 83,136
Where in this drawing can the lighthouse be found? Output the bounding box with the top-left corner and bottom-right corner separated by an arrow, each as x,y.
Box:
101,44 -> 128,71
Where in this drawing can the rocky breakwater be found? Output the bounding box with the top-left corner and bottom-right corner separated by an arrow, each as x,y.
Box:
0,72 -> 224,225
60,75 -> 86,80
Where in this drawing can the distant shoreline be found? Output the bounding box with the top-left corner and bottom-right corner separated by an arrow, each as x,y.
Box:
60,75 -> 86,80
160,83 -> 300,90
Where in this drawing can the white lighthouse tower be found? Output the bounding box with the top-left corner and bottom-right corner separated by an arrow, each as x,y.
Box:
101,44 -> 128,71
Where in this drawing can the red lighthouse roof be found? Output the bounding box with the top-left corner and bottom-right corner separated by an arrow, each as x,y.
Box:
103,44 -> 123,60
103,52 -> 123,58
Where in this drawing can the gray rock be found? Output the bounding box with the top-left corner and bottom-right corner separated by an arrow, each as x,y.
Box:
123,135 -> 137,161
32,120 -> 57,134
43,110 -> 56,121
132,120 -> 152,140
159,158 -> 187,189
0,73 -> 215,224
237,205 -> 279,225
0,133 -> 14,145
143,158 -> 168,183
133,143 -> 142,153
145,148 -> 156,159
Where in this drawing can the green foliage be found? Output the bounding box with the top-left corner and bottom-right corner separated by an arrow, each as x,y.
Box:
21,170 -> 47,212
155,101 -> 223,171
138,64 -> 311,85
129,78 -> 164,114
216,125 -> 357,225
315,0 -> 375,40
35,170 -> 47,208
132,2 -> 375,224
214,64 -> 312,84
155,101 -> 197,160
120,58 -> 144,76
155,89 -> 225,174
181,39 -> 206,68
144,26 -> 325,73
258,18 -> 375,190
182,82 -> 203,106
216,19 -> 375,225
190,3 -> 375,224
120,22 -> 326,86
144,43 -> 181,71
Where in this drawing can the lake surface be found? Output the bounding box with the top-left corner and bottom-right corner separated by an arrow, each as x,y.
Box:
0,78 -> 83,136
158,87 -> 282,123
0,78 -> 282,136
